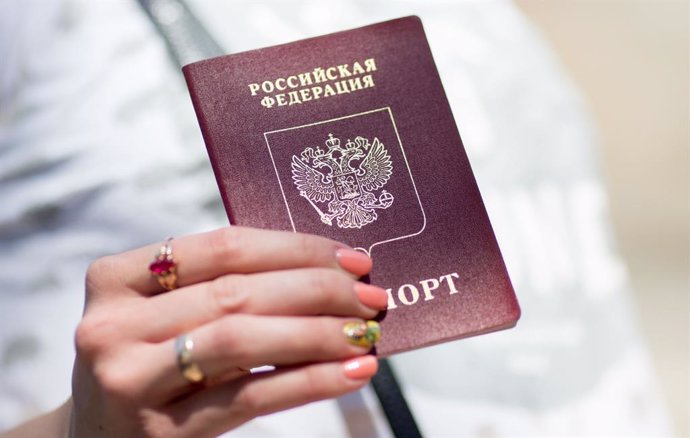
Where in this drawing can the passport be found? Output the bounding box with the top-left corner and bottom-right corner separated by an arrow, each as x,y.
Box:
183,16 -> 520,356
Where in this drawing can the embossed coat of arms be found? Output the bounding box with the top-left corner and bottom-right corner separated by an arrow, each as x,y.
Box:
291,133 -> 394,229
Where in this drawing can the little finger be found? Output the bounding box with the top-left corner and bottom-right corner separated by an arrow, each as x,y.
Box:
152,356 -> 378,438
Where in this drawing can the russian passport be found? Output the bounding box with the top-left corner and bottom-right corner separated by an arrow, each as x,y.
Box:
183,16 -> 520,356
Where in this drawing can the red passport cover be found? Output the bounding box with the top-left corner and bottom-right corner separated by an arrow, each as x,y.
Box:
183,16 -> 520,356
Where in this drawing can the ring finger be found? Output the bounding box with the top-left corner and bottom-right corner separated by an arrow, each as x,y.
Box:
160,356 -> 378,438
131,268 -> 388,342
145,315 -> 381,401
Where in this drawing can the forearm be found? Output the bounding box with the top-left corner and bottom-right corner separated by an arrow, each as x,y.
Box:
1,399 -> 72,438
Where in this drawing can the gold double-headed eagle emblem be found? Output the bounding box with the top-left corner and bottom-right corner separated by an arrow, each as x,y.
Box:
291,133 -> 394,229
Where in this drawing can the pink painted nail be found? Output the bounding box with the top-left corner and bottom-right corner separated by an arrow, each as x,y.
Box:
343,355 -> 379,380
354,282 -> 389,310
336,249 -> 372,277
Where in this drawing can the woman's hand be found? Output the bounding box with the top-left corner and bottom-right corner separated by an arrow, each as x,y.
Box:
67,227 -> 387,438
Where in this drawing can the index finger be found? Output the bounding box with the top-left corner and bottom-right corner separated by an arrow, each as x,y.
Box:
89,227 -> 372,296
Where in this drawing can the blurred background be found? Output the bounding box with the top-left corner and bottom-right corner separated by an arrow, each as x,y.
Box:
515,1 -> 689,435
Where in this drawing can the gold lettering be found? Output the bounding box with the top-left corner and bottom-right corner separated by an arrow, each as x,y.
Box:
439,273 -> 460,295
362,75 -> 374,88
398,284 -> 420,306
385,288 -> 398,310
312,67 -> 327,83
419,278 -> 439,301
364,58 -> 377,72
275,93 -> 287,106
260,96 -> 275,108
248,57 -> 378,107
348,77 -> 363,91
351,61 -> 365,75
337,64 -> 352,77
248,83 -> 260,96
286,75 -> 299,88
383,271 -> 461,308
298,72 -> 313,86
287,91 -> 301,105
299,88 -> 312,102
334,80 -> 350,94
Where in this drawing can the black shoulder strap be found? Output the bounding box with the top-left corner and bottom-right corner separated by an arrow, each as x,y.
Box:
371,358 -> 423,438
137,1 -> 423,436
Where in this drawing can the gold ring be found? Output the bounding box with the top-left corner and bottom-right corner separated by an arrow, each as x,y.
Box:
149,237 -> 178,290
175,334 -> 206,384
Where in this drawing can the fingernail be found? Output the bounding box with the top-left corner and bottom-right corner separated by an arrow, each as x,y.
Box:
336,249 -> 372,277
354,282 -> 388,310
343,355 -> 379,380
343,320 -> 381,348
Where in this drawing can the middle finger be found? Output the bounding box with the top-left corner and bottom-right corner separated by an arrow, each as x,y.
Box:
144,315 -> 379,402
130,268 -> 389,341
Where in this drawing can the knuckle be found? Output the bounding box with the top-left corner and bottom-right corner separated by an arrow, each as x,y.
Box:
301,365 -> 326,401
74,321 -> 96,357
237,383 -> 264,415
208,275 -> 249,315
307,269 -> 348,304
84,255 -> 118,291
295,233 -> 325,265
141,412 -> 175,438
210,227 -> 245,264
74,312 -> 116,358
209,318 -> 247,361
305,318 -> 337,357
93,361 -> 140,403
142,410 -> 198,438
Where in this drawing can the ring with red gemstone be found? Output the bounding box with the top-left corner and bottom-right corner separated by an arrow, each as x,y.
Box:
149,237 -> 178,290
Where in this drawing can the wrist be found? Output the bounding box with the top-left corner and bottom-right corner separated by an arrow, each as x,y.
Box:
0,398 -> 72,438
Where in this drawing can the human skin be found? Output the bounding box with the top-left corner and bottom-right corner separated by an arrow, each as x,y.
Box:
2,227 -> 386,438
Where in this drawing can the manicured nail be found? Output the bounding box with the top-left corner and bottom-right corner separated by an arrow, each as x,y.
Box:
336,249 -> 372,277
354,282 -> 389,310
343,355 -> 379,380
343,320 -> 381,348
